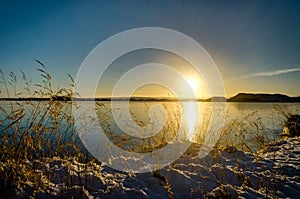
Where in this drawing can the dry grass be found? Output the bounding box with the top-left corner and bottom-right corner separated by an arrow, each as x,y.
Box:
216,106 -> 292,153
0,60 -> 84,195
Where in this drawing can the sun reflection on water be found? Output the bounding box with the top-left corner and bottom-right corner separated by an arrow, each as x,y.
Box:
182,101 -> 199,141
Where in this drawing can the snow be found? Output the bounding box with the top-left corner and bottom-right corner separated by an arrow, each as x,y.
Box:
6,137 -> 300,198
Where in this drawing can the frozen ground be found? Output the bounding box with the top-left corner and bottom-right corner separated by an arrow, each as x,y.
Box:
4,137 -> 300,198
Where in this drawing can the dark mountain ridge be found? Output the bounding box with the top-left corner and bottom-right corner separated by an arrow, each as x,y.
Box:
227,93 -> 300,102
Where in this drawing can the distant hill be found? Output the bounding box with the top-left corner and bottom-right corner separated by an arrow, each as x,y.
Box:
228,93 -> 300,102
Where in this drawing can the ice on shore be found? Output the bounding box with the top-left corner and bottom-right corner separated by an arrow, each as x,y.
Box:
6,137 -> 300,198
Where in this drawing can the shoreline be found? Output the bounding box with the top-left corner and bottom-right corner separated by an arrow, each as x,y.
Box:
1,92 -> 300,103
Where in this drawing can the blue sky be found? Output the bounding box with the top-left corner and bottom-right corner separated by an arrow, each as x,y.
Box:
0,0 -> 300,97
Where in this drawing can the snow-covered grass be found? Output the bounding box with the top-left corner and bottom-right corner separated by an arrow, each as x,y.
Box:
1,137 -> 300,198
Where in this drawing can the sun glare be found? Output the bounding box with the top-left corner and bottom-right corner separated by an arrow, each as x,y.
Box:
187,77 -> 199,91
184,75 -> 210,99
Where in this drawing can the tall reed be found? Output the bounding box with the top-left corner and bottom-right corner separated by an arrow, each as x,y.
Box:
0,60 -> 81,194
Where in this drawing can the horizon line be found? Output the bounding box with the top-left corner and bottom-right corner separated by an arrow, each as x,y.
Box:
1,92 -> 300,102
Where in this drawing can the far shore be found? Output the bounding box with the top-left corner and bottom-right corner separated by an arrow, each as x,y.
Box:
1,93 -> 300,102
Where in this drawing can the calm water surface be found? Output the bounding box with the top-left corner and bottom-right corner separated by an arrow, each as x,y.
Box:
1,101 -> 300,152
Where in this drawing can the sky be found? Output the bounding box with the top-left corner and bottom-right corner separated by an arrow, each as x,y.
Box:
0,0 -> 300,98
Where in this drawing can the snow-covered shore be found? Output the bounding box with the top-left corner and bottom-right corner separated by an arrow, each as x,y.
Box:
4,137 -> 300,199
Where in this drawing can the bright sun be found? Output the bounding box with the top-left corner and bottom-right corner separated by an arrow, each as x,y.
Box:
184,76 -> 210,99
187,77 -> 199,90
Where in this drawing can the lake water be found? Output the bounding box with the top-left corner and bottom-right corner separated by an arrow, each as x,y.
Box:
91,101 -> 300,152
1,101 -> 300,152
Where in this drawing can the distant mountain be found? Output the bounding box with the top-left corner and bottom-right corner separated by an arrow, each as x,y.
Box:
228,93 -> 300,102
